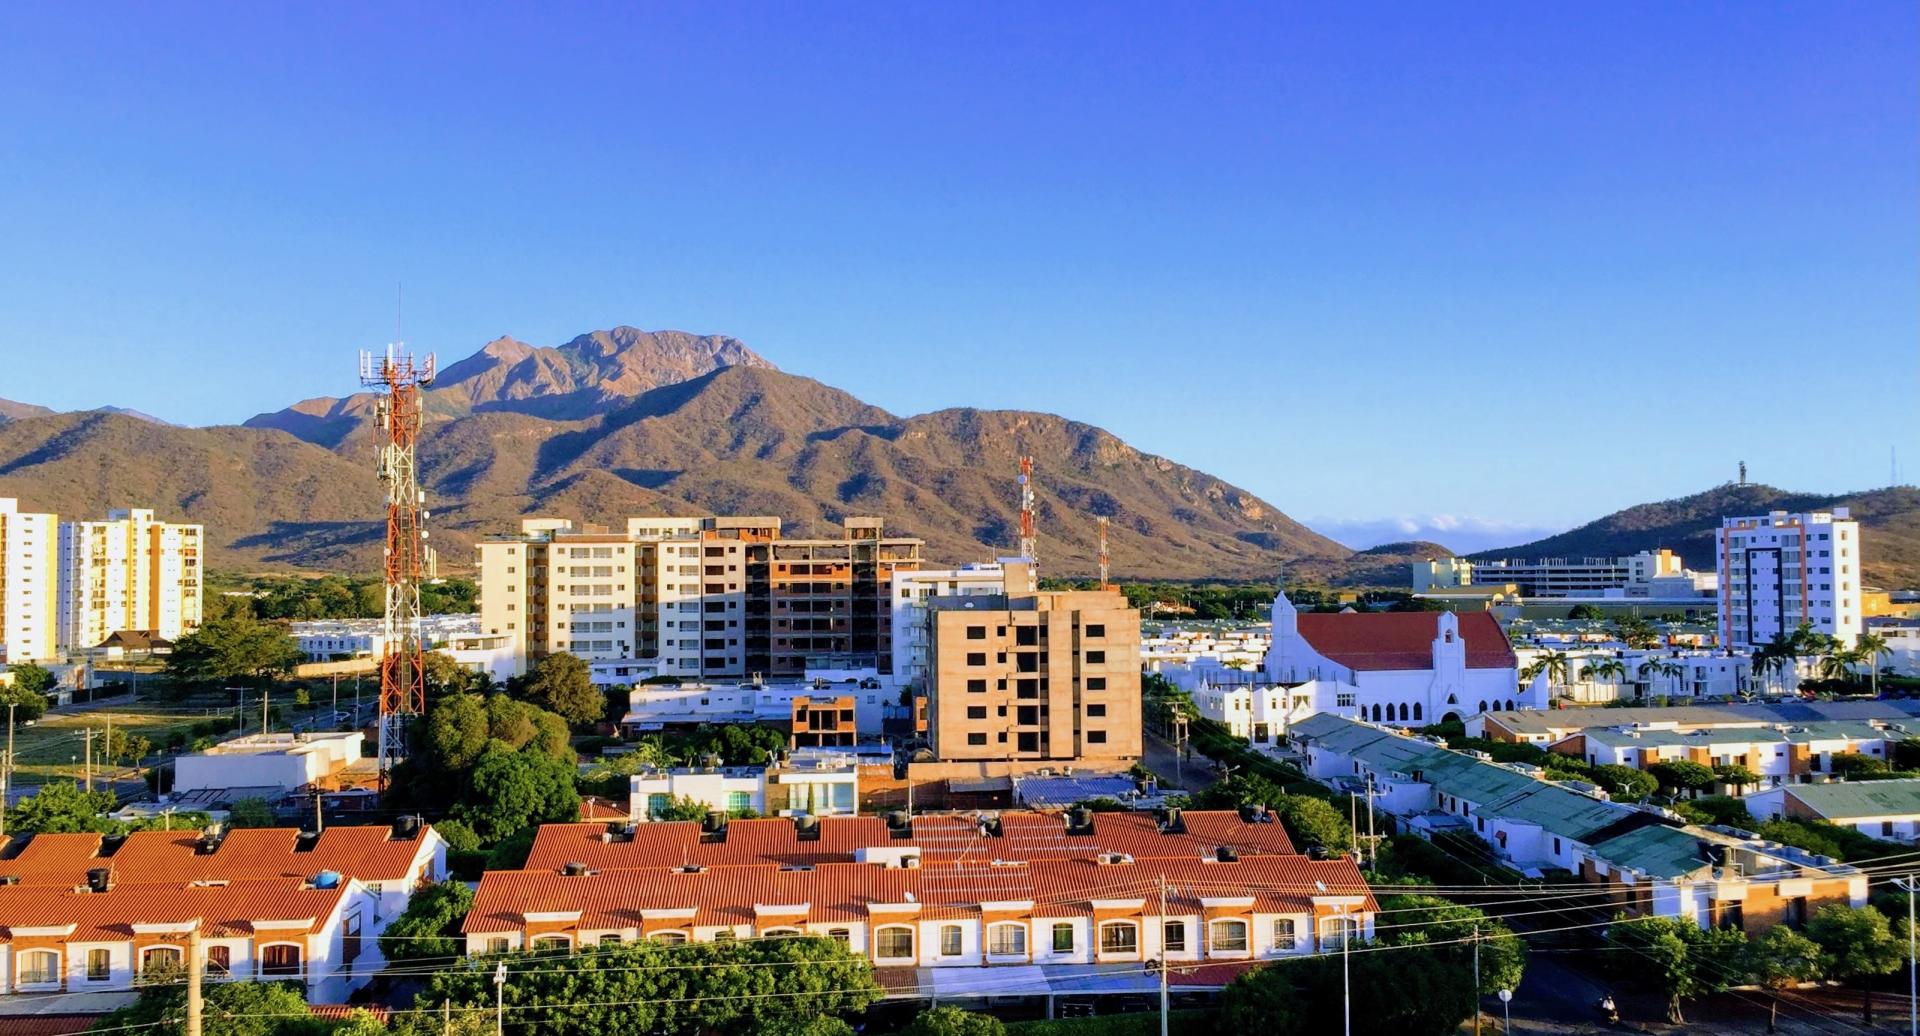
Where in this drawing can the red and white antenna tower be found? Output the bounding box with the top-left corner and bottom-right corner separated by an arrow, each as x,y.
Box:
359,344 -> 437,793
1017,455 -> 1037,566
1097,516 -> 1111,588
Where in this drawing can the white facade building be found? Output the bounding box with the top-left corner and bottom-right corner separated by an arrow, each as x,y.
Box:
1718,509 -> 1863,651
172,732 -> 366,795
0,498 -> 58,663
56,508 -> 203,651
889,563 -> 1009,686
1261,594 -> 1545,727
620,678 -> 891,734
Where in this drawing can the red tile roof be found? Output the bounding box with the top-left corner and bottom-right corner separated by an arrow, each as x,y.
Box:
0,825 -> 435,888
464,855 -> 1375,934
1295,611 -> 1516,671
524,810 -> 1294,873
579,797 -> 631,821
0,878 -> 348,943
0,1016 -> 102,1036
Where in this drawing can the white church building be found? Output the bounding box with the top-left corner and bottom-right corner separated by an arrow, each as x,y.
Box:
1255,594 -> 1545,729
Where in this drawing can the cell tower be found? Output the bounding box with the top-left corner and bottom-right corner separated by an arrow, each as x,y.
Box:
359,345 -> 436,792
1017,455 -> 1037,565
1096,515 -> 1111,588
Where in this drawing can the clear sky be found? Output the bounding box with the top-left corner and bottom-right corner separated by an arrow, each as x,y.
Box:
1,4 -> 1914,550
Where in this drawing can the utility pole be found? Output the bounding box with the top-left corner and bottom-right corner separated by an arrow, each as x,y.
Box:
494,961 -> 508,1036
1472,924 -> 1482,1036
261,692 -> 270,738
313,791 -> 326,834
187,924 -> 204,1036
1902,875 -> 1919,1036
83,726 -> 93,792
1365,776 -> 1377,867
1158,874 -> 1170,1036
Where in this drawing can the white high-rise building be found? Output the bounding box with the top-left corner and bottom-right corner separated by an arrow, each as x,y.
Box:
57,508 -> 204,651
888,562 -> 1023,687
0,498 -> 58,663
1717,508 -> 1862,652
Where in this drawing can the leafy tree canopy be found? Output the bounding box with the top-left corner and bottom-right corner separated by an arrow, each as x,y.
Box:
166,618 -> 303,686
453,741 -> 582,842
384,879 -> 477,965
2,663 -> 56,720
513,652 -> 605,728
90,977 -> 323,1036
226,797 -> 277,829
902,1006 -> 1006,1036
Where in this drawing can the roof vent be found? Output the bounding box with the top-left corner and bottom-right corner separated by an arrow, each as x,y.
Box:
1160,807 -> 1185,833
391,815 -> 423,841
677,864 -> 709,874
795,815 -> 822,841
97,833 -> 127,858
1097,852 -> 1135,866
1215,846 -> 1240,863
86,867 -> 113,893
1066,807 -> 1095,835
561,861 -> 592,877
195,823 -> 227,855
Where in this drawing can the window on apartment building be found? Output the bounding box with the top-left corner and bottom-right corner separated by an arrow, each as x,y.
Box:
1209,920 -> 1249,954
876,926 -> 916,959
86,948 -> 111,981
968,733 -> 988,746
967,626 -> 986,639
1319,917 -> 1356,949
1553,837 -> 1562,855
1085,650 -> 1107,664
135,946 -> 183,983
342,912 -> 363,967
1087,704 -> 1106,718
1086,677 -> 1106,691
990,920 -> 1036,955
967,679 -> 987,693
260,944 -> 303,978
1099,922 -> 1139,955
1163,920 -> 1187,953
966,652 -> 987,666
18,950 -> 59,985
968,706 -> 988,719
1087,730 -> 1107,744
1885,821 -> 1897,836
1273,919 -> 1297,950
1052,923 -> 1075,953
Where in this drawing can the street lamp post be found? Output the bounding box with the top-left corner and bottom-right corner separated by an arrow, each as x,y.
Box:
1498,989 -> 1512,1034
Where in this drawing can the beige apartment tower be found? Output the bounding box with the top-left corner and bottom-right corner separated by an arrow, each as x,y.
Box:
925,580 -> 1142,768
0,498 -> 59,663
476,515 -> 922,679
57,508 -> 204,651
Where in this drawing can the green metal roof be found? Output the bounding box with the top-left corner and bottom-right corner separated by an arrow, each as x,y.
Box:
1784,779 -> 1920,821
1586,824 -> 1714,880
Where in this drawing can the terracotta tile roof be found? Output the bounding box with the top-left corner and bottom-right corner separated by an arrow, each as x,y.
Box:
0,877 -> 349,943
0,825 -> 435,888
1295,611 -> 1516,671
0,1016 -> 102,1036
579,797 -> 631,821
464,855 -> 1375,934
524,810 -> 1294,873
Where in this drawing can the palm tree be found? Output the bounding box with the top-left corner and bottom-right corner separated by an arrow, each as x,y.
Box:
1818,647 -> 1864,685
1637,658 -> 1687,699
1521,650 -> 1571,701
1856,631 -> 1891,696
1580,657 -> 1629,702
1751,646 -> 1791,696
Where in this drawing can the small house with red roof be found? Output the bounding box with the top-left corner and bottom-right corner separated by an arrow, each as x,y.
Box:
1261,593 -> 1544,728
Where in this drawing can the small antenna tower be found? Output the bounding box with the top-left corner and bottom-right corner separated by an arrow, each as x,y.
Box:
1017,455 -> 1037,566
1097,516 -> 1111,589
359,343 -> 437,794
1738,460 -> 1747,486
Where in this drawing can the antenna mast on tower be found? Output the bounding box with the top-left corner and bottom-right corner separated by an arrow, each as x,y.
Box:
1017,455 -> 1037,567
359,344 -> 437,794
1097,516 -> 1111,589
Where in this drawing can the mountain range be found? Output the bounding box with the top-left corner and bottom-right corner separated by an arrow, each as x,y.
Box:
1,326 -> 1915,588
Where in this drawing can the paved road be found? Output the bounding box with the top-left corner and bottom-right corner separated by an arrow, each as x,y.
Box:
1141,730 -> 1218,793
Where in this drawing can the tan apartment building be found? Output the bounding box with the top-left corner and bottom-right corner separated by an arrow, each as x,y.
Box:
0,498 -> 58,663
477,515 -> 921,679
925,583 -> 1142,770
56,507 -> 203,651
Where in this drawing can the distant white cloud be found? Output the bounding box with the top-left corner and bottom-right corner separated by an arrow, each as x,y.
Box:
1308,514 -> 1565,555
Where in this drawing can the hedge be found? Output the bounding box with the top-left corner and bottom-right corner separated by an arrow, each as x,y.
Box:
1006,1010 -> 1211,1036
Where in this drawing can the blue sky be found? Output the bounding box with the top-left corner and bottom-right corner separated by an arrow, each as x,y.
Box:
1,4 -> 1914,550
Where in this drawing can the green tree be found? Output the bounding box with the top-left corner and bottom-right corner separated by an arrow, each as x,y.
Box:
5,780 -> 117,834
1745,924 -> 1823,1032
1273,794 -> 1354,856
397,935 -> 881,1036
226,797 -> 276,828
649,794 -> 720,822
516,652 -> 604,728
101,728 -> 152,767
1,663 -> 55,720
434,818 -> 482,853
1520,650 -> 1572,698
901,1006 -> 1005,1036
426,693 -> 492,771
384,879 -> 477,965
1806,903 -> 1905,1024
1829,752 -> 1889,778
1857,631 -> 1891,696
1217,942 -> 1474,1036
1376,894 -> 1526,994
454,741 -> 581,842
1592,764 -> 1658,801
1713,764 -> 1760,794
91,977 -> 315,1036
166,618 -> 302,686
1607,915 -> 1748,1023
1611,617 -> 1661,650
1648,760 -> 1717,797
423,651 -> 480,698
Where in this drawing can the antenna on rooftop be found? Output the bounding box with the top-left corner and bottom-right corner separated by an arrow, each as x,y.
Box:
1097,516 -> 1111,589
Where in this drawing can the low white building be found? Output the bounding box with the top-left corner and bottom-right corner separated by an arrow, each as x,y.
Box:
1746,779 -> 1920,842
1262,594 -> 1544,727
626,747 -> 866,820
621,677 -> 892,734
173,732 -> 364,796
1164,660 -> 1310,745
630,766 -> 764,819
1509,645 -> 1756,704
